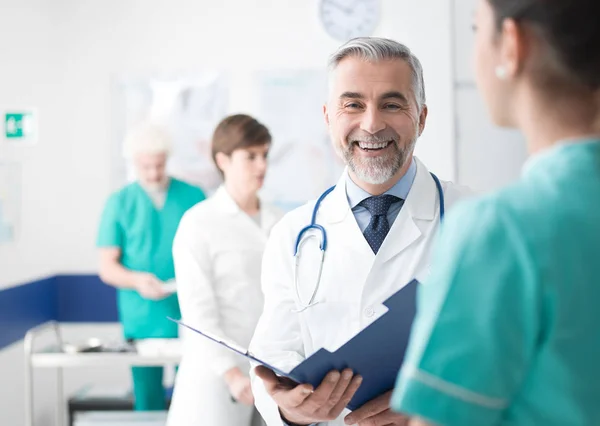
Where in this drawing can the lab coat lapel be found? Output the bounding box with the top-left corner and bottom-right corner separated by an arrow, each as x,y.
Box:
212,186 -> 240,216
311,171 -> 375,306
212,186 -> 269,242
376,158 -> 437,265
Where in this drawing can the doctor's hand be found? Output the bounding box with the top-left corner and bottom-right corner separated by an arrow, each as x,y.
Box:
344,391 -> 408,426
224,367 -> 255,406
132,273 -> 167,300
255,365 -> 363,425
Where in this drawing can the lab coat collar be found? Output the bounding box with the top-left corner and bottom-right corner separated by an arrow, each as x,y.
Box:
259,200 -> 282,234
213,185 -> 241,215
405,157 -> 438,221
375,158 -> 438,264
322,171 -> 353,224
212,185 -> 279,233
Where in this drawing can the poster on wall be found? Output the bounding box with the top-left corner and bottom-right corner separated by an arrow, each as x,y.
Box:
0,163 -> 21,244
112,73 -> 228,194
255,70 -> 344,211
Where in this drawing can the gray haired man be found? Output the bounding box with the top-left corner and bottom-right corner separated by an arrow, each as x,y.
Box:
249,37 -> 471,426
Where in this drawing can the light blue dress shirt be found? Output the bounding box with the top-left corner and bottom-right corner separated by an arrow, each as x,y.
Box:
346,159 -> 417,232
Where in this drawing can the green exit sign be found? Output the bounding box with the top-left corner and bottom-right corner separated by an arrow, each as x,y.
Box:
4,111 -> 35,140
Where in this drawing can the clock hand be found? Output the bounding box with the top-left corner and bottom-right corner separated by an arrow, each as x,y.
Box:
327,0 -> 353,14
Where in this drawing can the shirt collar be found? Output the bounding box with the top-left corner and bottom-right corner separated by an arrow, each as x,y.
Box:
522,137 -> 600,178
345,158 -> 417,209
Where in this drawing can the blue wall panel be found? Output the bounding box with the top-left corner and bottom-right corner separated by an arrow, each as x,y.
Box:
55,275 -> 118,323
0,278 -> 57,349
0,275 -> 119,350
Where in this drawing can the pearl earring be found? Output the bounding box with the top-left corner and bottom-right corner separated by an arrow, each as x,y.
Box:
495,66 -> 507,80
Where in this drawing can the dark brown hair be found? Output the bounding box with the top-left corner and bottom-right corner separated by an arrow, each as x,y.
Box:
211,114 -> 271,173
488,0 -> 600,90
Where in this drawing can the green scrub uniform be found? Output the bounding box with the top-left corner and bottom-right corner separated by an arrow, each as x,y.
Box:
393,140 -> 600,425
97,178 -> 205,410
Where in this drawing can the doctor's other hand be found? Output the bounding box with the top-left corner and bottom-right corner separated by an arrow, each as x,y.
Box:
224,367 -> 255,406
255,365 -> 362,425
132,273 -> 167,300
344,391 -> 408,426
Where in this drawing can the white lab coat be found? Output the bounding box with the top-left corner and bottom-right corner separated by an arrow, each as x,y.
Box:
249,158 -> 473,426
167,186 -> 283,426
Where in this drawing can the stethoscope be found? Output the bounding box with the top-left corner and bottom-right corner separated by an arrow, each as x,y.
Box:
292,172 -> 445,313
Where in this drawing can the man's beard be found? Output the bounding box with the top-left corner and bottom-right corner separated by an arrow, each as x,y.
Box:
141,177 -> 169,192
338,131 -> 418,185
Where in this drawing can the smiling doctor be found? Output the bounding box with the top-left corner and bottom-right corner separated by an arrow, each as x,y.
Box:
249,37 -> 472,426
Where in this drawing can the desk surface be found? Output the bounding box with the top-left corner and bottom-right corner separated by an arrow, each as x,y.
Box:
30,339 -> 182,368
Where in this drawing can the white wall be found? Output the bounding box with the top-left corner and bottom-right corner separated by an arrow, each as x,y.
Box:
0,0 -> 70,287
0,0 -> 456,290
451,0 -> 527,192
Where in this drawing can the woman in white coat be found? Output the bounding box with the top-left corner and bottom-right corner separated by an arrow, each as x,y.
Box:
166,114 -> 283,426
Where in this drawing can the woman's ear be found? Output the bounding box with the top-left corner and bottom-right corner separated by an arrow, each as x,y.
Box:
215,152 -> 230,175
499,18 -> 529,79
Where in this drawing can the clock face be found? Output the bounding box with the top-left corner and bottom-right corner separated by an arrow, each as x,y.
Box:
319,0 -> 380,42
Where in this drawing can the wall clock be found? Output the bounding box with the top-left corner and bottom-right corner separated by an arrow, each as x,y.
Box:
319,0 -> 381,42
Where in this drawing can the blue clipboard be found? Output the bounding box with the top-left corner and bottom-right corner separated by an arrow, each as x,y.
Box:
170,278 -> 418,411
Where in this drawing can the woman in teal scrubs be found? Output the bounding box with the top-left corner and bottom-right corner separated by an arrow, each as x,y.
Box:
392,0 -> 600,425
97,123 -> 205,410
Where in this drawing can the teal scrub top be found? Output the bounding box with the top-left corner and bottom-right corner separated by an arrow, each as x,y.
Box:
97,178 -> 205,339
392,140 -> 600,425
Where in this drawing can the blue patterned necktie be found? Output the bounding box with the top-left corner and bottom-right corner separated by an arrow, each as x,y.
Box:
360,194 -> 401,254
